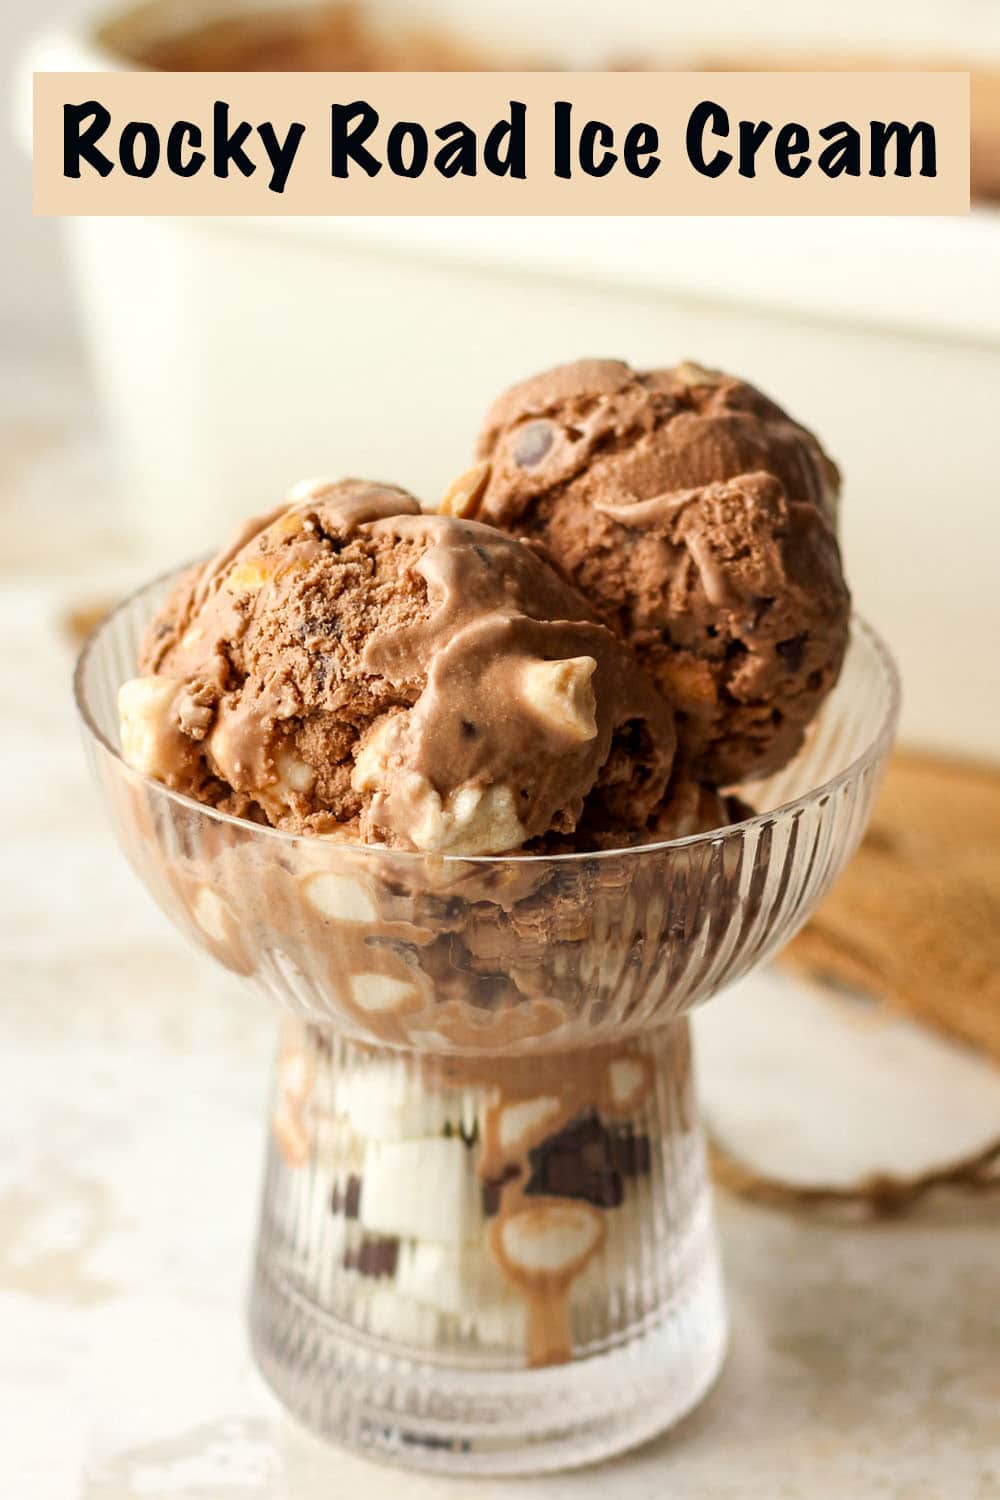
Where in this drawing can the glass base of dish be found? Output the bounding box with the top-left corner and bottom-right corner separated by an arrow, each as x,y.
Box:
249,1237 -> 727,1475
247,1018 -> 727,1474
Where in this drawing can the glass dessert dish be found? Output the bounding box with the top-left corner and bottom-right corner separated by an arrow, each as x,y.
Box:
76,569 -> 899,1476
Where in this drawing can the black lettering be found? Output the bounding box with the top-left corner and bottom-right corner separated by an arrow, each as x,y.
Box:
774,122 -> 810,178
166,121 -> 204,178
553,100 -> 573,178
579,118 -> 616,177
485,102 -> 526,179
818,121 -> 861,177
870,120 -> 936,178
434,120 -> 476,177
737,118 -> 772,178
213,101 -> 255,180
63,101 -> 114,179
258,120 -> 305,194
623,122 -> 660,178
387,121 -> 428,177
331,101 -> 381,178
119,121 -> 159,178
687,100 -> 731,178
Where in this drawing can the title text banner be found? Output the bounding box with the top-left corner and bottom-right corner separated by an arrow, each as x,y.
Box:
34,71 -> 970,216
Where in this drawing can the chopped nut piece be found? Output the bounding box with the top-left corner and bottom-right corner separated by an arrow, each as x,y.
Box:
439,460 -> 491,519
285,476 -> 339,504
225,560 -> 274,593
672,360 -> 724,387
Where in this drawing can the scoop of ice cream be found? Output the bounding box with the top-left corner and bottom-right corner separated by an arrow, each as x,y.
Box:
120,478 -> 676,853
474,359 -> 850,782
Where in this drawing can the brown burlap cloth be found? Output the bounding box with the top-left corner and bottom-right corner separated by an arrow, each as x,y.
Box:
712,751 -> 1000,1215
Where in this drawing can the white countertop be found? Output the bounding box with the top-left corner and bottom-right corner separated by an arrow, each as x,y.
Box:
3,352 -> 999,1500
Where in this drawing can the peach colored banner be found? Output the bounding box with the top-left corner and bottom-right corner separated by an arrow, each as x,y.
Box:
34,71 -> 969,216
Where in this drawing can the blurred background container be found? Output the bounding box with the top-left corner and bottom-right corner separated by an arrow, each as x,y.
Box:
8,0 -> 1000,761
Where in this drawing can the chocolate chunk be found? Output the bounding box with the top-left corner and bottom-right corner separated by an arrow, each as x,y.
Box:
343,1235 -> 399,1279
512,421 -> 555,468
610,1128 -> 652,1177
540,1157 -> 623,1208
524,1109 -> 625,1210
776,634 -> 807,672
331,1172 -> 362,1219
481,1163 -> 520,1217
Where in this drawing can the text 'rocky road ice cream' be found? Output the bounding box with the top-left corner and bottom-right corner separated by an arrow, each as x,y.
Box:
475,359 -> 850,782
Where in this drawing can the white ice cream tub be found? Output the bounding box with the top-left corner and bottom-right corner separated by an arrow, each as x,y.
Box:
15,0 -> 1000,760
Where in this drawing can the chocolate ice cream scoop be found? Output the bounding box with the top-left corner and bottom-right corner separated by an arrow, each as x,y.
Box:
474,359 -> 850,782
119,478 -> 676,853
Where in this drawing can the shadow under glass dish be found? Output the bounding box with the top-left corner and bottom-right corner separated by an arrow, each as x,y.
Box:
75,570 -> 899,1475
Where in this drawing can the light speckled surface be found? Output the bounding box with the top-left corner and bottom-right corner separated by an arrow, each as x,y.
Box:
3,356 -> 998,1499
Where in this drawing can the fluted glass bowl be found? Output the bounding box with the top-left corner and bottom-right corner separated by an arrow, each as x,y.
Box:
75,570 -> 899,1475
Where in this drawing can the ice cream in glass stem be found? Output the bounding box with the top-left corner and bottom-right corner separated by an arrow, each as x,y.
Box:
76,361 -> 899,1474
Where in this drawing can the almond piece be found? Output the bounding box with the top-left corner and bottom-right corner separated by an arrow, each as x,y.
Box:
439,460 -> 491,520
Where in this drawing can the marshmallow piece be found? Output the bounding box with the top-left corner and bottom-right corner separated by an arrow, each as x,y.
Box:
303,871 -> 377,923
275,745 -> 315,794
351,715 -> 400,794
497,1096 -> 561,1153
349,973 -> 418,1015
520,657 -> 598,742
117,676 -> 180,779
335,1060 -> 478,1142
360,1137 -> 481,1246
395,1239 -> 518,1319
356,715 -> 526,854
409,780 -> 527,856
361,1283 -> 443,1349
499,1203 -> 603,1278
193,886 -> 232,943
251,744 -> 319,822
607,1056 -> 652,1114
